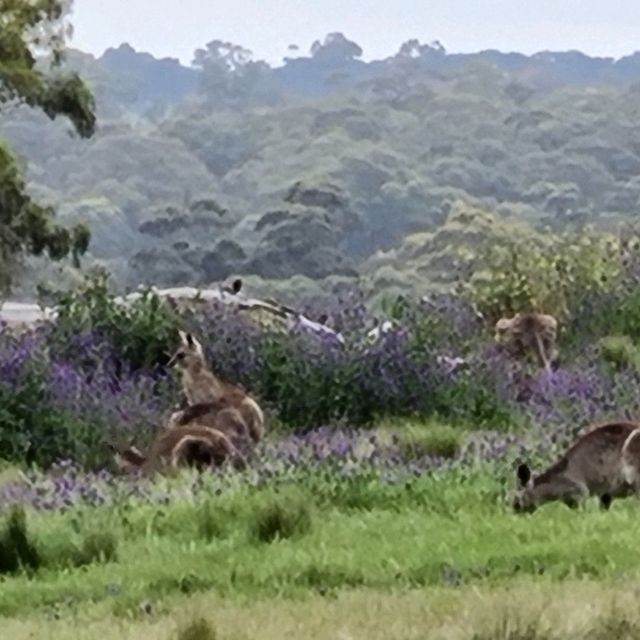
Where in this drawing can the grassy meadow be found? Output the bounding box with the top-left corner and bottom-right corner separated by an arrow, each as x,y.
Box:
3,461 -> 640,639
6,279 -> 640,638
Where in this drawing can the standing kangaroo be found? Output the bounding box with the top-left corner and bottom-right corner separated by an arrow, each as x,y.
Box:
112,422 -> 247,477
512,421 -> 640,512
495,312 -> 558,373
167,331 -> 265,446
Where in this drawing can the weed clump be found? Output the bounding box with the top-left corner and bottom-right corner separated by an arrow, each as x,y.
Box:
395,423 -> 463,460
471,612 -> 549,640
251,490 -> 312,543
72,530 -> 118,567
175,617 -> 218,640
0,506 -> 41,574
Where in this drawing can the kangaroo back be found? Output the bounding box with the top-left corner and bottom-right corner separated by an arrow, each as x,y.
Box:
113,424 -> 246,476
168,398 -> 258,448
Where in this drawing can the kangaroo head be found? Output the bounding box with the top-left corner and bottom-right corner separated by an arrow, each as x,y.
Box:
168,330 -> 206,372
494,316 -> 515,342
511,463 -> 539,513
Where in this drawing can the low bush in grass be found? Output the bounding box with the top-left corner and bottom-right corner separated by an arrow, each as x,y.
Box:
0,506 -> 41,575
250,488 -> 313,543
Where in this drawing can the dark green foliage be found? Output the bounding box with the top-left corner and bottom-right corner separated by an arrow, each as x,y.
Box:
0,377 -> 102,468
175,617 -> 218,640
251,490 -> 313,543
43,271 -> 180,372
0,0 -> 96,293
0,506 -> 41,575
457,209 -> 620,322
431,372 -> 516,429
598,336 -> 640,371
607,289 -> 640,342
196,502 -> 229,542
0,0 -> 96,136
9,33 -> 640,296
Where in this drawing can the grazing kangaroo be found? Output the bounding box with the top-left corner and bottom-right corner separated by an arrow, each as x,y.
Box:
167,331 -> 264,445
495,312 -> 558,373
512,421 -> 640,513
112,423 -> 247,477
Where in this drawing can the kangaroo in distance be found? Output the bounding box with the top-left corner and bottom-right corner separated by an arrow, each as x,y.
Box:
112,423 -> 247,477
495,312 -> 558,373
167,331 -> 265,447
512,421 -> 640,512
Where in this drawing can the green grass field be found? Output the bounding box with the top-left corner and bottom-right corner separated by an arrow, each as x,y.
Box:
3,466 -> 640,639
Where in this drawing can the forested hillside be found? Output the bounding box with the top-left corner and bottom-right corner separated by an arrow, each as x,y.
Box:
4,33 -> 640,301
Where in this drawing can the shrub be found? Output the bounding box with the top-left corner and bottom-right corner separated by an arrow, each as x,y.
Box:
0,315 -> 170,468
598,335 -> 640,371
462,220 -> 620,323
0,506 -> 41,575
42,271 -> 180,373
0,372 -> 98,468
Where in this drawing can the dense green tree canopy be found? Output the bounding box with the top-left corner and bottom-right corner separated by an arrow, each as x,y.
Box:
3,31 -> 640,301
0,0 -> 95,293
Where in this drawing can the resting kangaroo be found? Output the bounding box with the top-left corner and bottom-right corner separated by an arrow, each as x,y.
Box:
167,331 -> 264,446
512,421 -> 640,512
112,423 -> 247,477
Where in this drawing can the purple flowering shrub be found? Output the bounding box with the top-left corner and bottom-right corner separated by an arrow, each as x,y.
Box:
0,281 -> 519,468
180,291 -> 514,429
0,325 -> 172,468
8,263 -> 640,474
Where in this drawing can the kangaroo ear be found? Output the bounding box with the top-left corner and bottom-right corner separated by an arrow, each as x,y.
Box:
178,330 -> 189,345
188,334 -> 205,358
516,463 -> 531,486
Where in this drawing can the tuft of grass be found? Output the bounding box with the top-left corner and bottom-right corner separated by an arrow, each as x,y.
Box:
398,423 -> 463,459
175,617 -> 218,640
72,530 -> 118,567
584,604 -> 640,640
598,335 -> 640,371
251,489 -> 313,543
377,418 -> 464,460
196,502 -> 227,542
471,614 -> 549,640
0,506 -> 41,574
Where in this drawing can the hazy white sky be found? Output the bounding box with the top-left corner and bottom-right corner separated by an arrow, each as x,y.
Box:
70,0 -> 640,66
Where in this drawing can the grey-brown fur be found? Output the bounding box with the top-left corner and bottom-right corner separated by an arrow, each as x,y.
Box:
167,331 -> 264,445
113,423 -> 247,477
512,421 -> 640,512
495,312 -> 558,372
